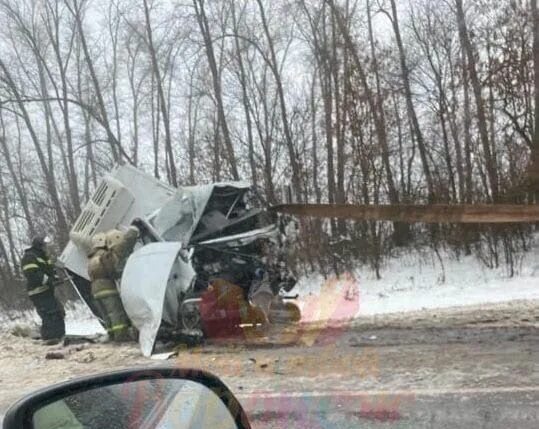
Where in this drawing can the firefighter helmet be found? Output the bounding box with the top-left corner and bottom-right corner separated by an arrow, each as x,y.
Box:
31,235 -> 51,249
91,233 -> 107,250
106,229 -> 124,249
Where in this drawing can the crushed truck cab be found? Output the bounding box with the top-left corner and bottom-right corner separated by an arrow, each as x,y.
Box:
59,164 -> 291,356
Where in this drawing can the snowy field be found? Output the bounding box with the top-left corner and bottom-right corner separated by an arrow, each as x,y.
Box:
295,239 -> 539,322
2,238 -> 539,333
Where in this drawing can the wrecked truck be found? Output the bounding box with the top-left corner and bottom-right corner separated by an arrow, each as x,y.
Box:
59,164 -> 300,356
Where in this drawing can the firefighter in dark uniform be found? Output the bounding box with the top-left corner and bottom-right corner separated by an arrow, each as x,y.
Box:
21,236 -> 65,342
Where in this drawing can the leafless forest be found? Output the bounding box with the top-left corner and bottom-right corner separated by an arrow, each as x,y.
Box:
1,0 -> 539,298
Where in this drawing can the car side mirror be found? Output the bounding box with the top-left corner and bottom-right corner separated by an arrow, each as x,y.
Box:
3,367 -> 251,429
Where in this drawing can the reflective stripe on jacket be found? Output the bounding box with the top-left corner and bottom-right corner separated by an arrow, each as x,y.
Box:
28,285 -> 50,296
21,248 -> 55,295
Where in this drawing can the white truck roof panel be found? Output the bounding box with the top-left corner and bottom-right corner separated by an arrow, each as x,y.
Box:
59,164 -> 175,279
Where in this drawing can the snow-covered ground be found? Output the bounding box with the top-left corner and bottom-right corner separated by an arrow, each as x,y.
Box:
0,301 -> 105,336
295,239 -> 539,322
64,303 -> 105,335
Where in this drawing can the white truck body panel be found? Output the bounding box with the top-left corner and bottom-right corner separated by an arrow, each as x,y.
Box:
59,164 -> 175,279
120,242 -> 193,357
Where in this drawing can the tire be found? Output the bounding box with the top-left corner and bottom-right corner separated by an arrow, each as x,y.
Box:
180,300 -> 202,331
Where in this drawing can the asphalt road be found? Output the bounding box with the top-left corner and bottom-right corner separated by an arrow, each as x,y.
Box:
1,302 -> 538,428
239,388 -> 539,429
2,387 -> 538,428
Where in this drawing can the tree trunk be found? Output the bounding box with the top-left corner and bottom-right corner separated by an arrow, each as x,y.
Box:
187,71 -> 199,185
231,1 -> 258,189
310,72 -> 322,203
108,2 -> 122,148
193,0 -> 239,180
0,151 -> 22,269
320,8 -> 336,206
455,0 -> 498,201
143,0 -> 177,186
0,58 -> 69,244
75,34 -> 97,194
68,0 -> 123,163
365,0 -> 399,205
256,0 -> 302,201
389,0 -> 434,202
447,52 -> 466,202
46,2 -> 81,216
531,0 -> 539,191
331,6 -> 346,206
126,39 -> 143,166
459,34 -> 474,203
0,237 -> 13,282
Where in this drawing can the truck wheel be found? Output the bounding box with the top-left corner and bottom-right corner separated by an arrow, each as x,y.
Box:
180,301 -> 202,331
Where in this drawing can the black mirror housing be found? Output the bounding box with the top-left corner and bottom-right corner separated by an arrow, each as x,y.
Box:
3,366 -> 251,429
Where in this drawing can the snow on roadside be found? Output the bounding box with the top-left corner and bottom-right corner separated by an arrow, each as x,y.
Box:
294,238 -> 539,321
0,301 -> 105,336
64,302 -> 105,335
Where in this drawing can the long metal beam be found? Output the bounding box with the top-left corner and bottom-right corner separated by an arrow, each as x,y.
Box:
271,204 -> 539,224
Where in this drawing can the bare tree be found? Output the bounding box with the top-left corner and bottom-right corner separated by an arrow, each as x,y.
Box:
193,0 -> 239,180
384,0 -> 435,201
0,57 -> 70,243
66,0 -> 122,164
230,0 -> 258,189
142,0 -> 177,186
531,0 -> 539,190
455,0 -> 499,201
0,0 -> 535,283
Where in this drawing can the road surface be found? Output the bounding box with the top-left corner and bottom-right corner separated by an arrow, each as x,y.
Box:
1,300 -> 538,428
240,388 -> 539,428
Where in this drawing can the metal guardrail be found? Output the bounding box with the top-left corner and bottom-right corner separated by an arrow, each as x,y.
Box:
271,203 -> 539,224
